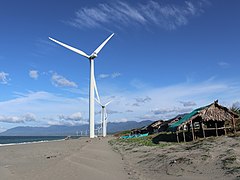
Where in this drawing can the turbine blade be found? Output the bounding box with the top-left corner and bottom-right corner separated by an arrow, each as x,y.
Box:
105,111 -> 108,121
105,100 -> 112,106
49,37 -> 90,58
93,33 -> 114,55
93,75 -> 100,103
95,98 -> 102,106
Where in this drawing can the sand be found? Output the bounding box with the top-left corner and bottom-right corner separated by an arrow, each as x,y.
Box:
0,137 -> 128,180
1,135 -> 240,180
111,135 -> 240,180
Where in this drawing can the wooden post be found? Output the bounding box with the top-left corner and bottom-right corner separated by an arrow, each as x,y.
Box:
233,118 -> 236,134
191,121 -> 195,141
176,131 -> 179,143
201,122 -> 206,138
183,130 -> 186,142
224,124 -> 227,135
215,122 -> 218,136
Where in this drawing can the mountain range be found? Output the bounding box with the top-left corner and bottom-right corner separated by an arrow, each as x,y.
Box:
0,120 -> 153,136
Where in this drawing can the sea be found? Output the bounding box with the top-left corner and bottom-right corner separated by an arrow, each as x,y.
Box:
0,136 -> 68,146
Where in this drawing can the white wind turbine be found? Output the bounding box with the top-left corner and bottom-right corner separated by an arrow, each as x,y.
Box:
49,33 -> 114,138
94,77 -> 112,137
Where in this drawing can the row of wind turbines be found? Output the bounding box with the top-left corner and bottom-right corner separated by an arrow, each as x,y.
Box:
49,33 -> 114,138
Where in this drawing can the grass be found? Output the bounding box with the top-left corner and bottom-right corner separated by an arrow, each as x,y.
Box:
110,135 -> 173,147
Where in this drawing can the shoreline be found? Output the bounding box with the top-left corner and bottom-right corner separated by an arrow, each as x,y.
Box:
0,138 -> 65,147
0,136 -> 72,147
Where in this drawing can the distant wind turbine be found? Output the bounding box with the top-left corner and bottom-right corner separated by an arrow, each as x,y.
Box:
94,77 -> 112,137
49,33 -> 114,138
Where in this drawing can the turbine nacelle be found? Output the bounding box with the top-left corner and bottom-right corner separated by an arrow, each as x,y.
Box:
89,52 -> 98,59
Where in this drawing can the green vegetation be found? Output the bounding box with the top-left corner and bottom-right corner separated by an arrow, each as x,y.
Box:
110,135 -> 173,147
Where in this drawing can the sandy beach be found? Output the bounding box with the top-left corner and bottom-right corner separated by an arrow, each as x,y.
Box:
0,137 -> 128,180
1,135 -> 240,180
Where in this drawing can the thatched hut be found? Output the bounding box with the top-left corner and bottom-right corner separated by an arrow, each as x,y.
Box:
168,100 -> 239,142
132,120 -> 164,135
131,114 -> 186,135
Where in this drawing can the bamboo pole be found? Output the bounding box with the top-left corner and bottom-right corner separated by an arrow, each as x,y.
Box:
224,124 -> 227,135
183,130 -> 186,142
201,122 -> 206,138
233,118 -> 236,134
176,131 -> 179,143
215,122 -> 218,137
191,121 -> 195,141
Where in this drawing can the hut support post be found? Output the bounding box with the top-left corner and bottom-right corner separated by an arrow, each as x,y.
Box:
201,122 -> 206,138
176,132 -> 179,143
224,124 -> 227,135
191,121 -> 195,141
215,122 -> 218,137
233,118 -> 236,134
183,130 -> 186,142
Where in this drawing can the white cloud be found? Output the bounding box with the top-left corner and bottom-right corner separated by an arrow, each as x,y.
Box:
107,109 -> 122,114
179,101 -> 196,107
51,73 -> 78,88
0,113 -> 36,123
0,72 -> 10,84
46,112 -> 88,126
98,72 -> 121,79
59,112 -> 83,122
29,70 -> 39,80
0,77 -> 239,129
126,110 -> 134,113
137,114 -> 160,121
135,96 -> 151,103
0,91 -> 88,119
132,103 -> 140,107
130,79 -> 147,89
111,72 -> 121,78
98,74 -> 110,79
110,118 -> 128,123
151,107 -> 192,115
100,77 -> 240,121
218,61 -> 230,68
69,1 -> 209,30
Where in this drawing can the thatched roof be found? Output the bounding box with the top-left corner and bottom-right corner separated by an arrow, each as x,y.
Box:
148,120 -> 164,128
168,100 -> 239,132
199,100 -> 238,121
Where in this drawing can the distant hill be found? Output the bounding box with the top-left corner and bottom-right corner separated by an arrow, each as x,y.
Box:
0,120 -> 153,136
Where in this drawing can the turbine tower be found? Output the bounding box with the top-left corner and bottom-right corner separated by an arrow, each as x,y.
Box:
49,33 -> 114,138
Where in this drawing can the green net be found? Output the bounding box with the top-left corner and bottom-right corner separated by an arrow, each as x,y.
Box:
168,106 -> 209,132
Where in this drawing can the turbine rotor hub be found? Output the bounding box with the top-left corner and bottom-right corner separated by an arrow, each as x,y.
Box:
90,52 -> 98,59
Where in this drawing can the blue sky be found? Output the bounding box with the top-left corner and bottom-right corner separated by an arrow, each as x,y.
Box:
0,0 -> 240,132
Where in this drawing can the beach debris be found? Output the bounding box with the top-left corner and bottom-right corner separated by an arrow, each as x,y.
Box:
45,155 -> 57,159
64,136 -> 71,140
120,133 -> 149,139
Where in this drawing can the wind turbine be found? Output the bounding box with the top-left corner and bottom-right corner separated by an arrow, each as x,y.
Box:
99,100 -> 112,137
49,33 -> 114,138
94,77 -> 112,137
